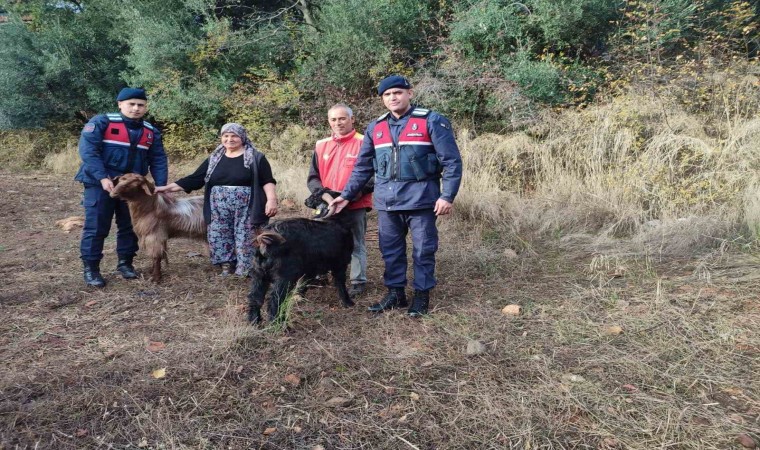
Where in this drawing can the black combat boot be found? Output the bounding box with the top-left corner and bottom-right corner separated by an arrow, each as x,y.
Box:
116,255 -> 138,279
407,289 -> 430,318
83,261 -> 106,288
368,287 -> 407,312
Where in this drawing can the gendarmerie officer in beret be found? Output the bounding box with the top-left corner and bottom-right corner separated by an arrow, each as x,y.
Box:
74,87 -> 169,287
332,76 -> 463,317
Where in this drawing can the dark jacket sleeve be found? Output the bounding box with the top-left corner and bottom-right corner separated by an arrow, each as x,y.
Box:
78,115 -> 109,182
307,151 -> 324,194
258,154 -> 276,186
147,127 -> 169,186
175,158 -> 209,192
428,113 -> 463,203
340,125 -> 377,201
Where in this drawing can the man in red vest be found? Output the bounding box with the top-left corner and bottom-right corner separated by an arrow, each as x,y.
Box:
307,104 -> 374,297
331,76 -> 463,317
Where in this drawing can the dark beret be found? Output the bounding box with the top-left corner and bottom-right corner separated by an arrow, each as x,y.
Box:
116,87 -> 147,102
377,75 -> 411,95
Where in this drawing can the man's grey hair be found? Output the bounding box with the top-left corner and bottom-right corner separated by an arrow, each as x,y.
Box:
328,103 -> 353,118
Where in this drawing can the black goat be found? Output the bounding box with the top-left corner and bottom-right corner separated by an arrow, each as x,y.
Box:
247,218 -> 354,323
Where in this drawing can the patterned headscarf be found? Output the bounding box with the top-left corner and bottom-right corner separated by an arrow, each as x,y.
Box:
205,123 -> 258,182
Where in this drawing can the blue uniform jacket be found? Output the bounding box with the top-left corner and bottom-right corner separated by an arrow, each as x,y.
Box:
74,113 -> 169,187
341,106 -> 462,211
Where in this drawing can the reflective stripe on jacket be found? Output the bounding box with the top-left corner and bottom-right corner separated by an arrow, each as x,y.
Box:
371,108 -> 440,182
75,113 -> 168,186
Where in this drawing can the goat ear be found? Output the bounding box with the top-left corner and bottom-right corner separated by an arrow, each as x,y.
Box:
112,176 -> 121,185
142,182 -> 153,196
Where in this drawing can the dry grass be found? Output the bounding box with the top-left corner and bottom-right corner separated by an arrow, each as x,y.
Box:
1,73 -> 760,448
2,170 -> 758,449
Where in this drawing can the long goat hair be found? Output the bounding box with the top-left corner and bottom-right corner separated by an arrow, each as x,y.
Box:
110,173 -> 206,282
247,218 -> 354,324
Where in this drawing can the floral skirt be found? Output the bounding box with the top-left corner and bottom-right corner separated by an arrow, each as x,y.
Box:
209,185 -> 253,276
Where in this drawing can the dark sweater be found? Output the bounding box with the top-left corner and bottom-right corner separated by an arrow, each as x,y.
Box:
176,153 -> 276,226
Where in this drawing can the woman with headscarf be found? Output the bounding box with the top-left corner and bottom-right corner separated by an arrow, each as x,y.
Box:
156,123 -> 278,276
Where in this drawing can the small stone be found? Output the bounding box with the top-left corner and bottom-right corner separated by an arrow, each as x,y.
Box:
501,304 -> 521,316
503,248 -> 518,259
263,427 -> 277,435
409,392 -> 420,401
466,340 -> 487,356
561,374 -> 585,383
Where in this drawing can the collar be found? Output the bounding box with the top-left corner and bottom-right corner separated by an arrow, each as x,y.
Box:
388,105 -> 415,123
332,129 -> 357,143
121,115 -> 144,129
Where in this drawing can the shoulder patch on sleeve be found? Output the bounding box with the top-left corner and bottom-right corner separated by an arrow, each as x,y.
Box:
83,124 -> 96,133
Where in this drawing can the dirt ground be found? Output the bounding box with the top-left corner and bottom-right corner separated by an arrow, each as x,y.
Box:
1,171 -> 758,449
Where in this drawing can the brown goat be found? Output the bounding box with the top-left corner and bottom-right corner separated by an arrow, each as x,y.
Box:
110,173 -> 206,282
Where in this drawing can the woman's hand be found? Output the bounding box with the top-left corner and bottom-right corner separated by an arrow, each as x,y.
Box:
154,182 -> 183,194
265,198 -> 278,217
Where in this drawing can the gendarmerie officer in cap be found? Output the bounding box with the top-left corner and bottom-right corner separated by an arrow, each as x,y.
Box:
331,75 -> 463,317
74,87 -> 169,287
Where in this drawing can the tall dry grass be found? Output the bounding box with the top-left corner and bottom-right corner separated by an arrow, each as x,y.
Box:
453,74 -> 760,253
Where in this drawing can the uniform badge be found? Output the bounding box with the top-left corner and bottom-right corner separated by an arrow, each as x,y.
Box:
411,123 -> 418,131
147,132 -> 153,139
83,124 -> 95,133
376,131 -> 383,138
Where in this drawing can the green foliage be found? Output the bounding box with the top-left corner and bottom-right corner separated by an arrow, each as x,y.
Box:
296,0 -> 437,105
160,122 -> 218,159
222,68 -> 302,146
0,1 -> 128,127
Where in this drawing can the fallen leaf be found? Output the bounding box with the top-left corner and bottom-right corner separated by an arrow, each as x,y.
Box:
324,397 -> 351,407
292,426 -> 302,433
85,300 -> 99,308
263,427 -> 277,435
622,384 -> 638,392
409,392 -> 420,401
691,416 -> 710,426
501,304 -> 521,316
738,434 -> 757,449
729,414 -> 745,424
503,248 -> 518,259
56,216 -> 85,232
604,325 -> 623,335
312,446 -> 325,450
75,428 -> 88,437
284,373 -> 301,386
146,341 -> 165,352
384,386 -> 396,395
466,340 -> 487,356
151,368 -> 166,379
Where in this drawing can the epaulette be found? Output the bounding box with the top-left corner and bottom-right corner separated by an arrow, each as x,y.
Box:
411,108 -> 430,117
377,112 -> 390,121
106,113 -> 123,122
143,120 -> 154,130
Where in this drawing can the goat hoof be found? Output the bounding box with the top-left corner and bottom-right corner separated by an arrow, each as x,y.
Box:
248,307 -> 262,324
342,299 -> 355,308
